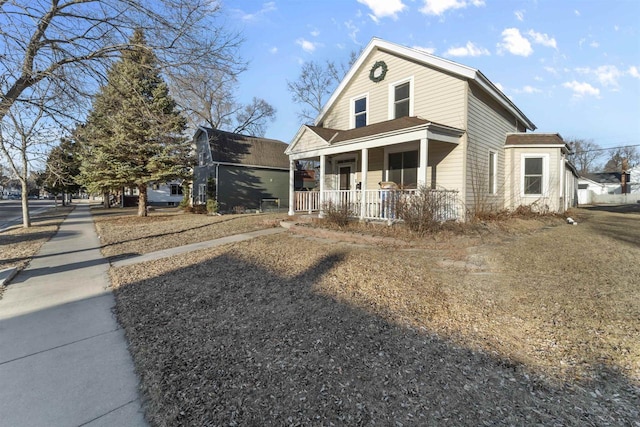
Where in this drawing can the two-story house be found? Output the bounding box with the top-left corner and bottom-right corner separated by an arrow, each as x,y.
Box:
285,38 -> 577,219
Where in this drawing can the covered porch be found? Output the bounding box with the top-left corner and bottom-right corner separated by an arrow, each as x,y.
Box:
286,117 -> 465,221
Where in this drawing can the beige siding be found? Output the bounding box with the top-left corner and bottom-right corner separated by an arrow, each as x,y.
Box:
323,50 -> 467,131
293,128 -> 328,153
428,141 -> 463,191
504,146 -> 563,212
465,82 -> 525,212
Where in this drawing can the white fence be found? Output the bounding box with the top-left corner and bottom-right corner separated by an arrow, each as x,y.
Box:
294,189 -> 462,221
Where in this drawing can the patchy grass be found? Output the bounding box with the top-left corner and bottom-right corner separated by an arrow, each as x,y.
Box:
91,206 -> 287,259
108,205 -> 639,425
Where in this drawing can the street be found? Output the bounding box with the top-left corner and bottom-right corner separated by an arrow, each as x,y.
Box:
0,199 -> 57,230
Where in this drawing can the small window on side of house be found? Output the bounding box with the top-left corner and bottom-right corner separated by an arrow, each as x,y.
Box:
524,157 -> 543,195
170,184 -> 183,196
488,151 -> 497,194
198,152 -> 204,166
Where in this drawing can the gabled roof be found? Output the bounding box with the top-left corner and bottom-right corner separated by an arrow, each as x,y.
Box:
583,172 -> 623,184
197,127 -> 289,169
315,37 -> 536,131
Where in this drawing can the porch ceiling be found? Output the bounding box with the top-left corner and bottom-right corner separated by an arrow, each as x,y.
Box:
289,116 -> 464,160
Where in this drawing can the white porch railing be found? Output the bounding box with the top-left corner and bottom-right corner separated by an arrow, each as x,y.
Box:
294,189 -> 462,221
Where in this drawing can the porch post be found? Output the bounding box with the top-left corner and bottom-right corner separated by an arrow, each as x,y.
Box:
360,148 -> 368,220
319,154 -> 326,218
418,137 -> 428,187
288,159 -> 295,216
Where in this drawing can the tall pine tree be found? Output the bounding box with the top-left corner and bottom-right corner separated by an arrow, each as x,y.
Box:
78,29 -> 191,216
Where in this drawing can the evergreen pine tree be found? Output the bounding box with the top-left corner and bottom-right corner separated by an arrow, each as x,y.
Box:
78,29 -> 191,216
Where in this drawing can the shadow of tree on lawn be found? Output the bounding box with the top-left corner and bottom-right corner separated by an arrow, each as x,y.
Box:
114,250 -> 639,426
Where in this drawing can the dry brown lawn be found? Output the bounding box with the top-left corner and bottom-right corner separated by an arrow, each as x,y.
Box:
107,205 -> 639,426
91,206 -> 286,259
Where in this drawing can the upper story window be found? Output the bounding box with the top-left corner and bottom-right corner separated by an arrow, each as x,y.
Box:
394,82 -> 410,118
354,97 -> 367,128
198,152 -> 205,166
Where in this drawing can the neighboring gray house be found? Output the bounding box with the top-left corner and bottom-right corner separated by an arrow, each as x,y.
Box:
193,127 -> 290,212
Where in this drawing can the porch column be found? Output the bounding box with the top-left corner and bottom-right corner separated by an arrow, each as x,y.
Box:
319,154 -> 326,218
288,159 -> 295,216
418,137 -> 428,187
360,148 -> 368,220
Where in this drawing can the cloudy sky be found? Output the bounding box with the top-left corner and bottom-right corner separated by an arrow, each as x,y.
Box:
225,0 -> 639,150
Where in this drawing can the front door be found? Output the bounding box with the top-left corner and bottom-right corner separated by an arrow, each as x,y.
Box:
339,166 -> 351,190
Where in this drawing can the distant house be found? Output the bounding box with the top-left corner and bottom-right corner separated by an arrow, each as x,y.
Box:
193,127 -> 291,212
578,168 -> 639,204
285,38 -> 578,219
148,180 -> 185,207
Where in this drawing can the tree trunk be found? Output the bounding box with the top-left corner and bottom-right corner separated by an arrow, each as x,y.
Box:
138,185 -> 148,217
21,179 -> 31,228
61,192 -> 66,207
103,191 -> 109,208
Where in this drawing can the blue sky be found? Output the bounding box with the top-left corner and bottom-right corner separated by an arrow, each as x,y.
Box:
224,0 -> 640,150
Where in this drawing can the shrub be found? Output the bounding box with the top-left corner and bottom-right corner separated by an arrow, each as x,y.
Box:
233,205 -> 246,214
207,199 -> 219,215
396,186 -> 452,235
322,200 -> 353,228
179,186 -> 191,209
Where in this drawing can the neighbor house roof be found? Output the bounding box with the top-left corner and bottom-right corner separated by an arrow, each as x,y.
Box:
199,127 -> 289,169
583,172 -> 623,184
315,37 -> 536,132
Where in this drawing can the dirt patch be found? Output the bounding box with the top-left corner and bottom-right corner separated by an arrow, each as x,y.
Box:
110,206 -> 639,425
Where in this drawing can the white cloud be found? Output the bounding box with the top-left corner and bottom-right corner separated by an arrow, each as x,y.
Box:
269,46 -> 278,54
590,41 -> 599,48
310,29 -> 320,37
241,1 -> 276,22
497,28 -> 533,57
629,66 -> 640,79
522,85 -> 541,94
494,82 -> 505,92
412,45 -> 436,54
527,30 -> 557,49
514,10 -> 524,21
614,25 -> 619,31
345,20 -> 360,44
574,9 -> 580,16
419,0 -> 485,16
357,0 -> 406,20
445,41 -> 490,57
576,65 -> 622,87
544,66 -> 559,75
296,38 -> 318,53
563,81 -> 600,97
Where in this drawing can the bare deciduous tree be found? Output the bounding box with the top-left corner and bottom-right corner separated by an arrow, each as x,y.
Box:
567,138 -> 603,175
0,0 -> 244,226
603,146 -> 639,172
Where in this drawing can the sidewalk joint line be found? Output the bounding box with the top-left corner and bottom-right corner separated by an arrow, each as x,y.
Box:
77,398 -> 141,426
0,327 -> 121,366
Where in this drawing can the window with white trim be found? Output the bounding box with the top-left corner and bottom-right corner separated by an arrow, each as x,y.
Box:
523,157 -> 544,195
394,82 -> 410,118
488,151 -> 497,194
353,96 -> 367,128
388,150 -> 418,189
198,183 -> 206,204
198,152 -> 204,166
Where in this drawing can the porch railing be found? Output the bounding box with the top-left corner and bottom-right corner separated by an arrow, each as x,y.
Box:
294,189 -> 462,221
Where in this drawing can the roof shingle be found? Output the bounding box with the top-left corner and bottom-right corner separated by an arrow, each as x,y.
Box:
202,128 -> 289,169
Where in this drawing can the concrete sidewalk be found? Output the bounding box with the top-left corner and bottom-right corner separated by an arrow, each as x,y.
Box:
0,204 -> 146,426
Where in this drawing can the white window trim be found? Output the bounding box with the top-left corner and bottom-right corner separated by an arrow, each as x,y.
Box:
388,76 -> 414,120
521,153 -> 549,197
488,150 -> 497,195
350,93 -> 369,129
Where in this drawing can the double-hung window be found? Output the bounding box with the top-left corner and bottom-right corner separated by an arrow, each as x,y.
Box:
353,96 -> 367,128
388,150 -> 418,189
523,156 -> 544,195
394,82 -> 410,118
488,151 -> 497,194
170,184 -> 183,196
